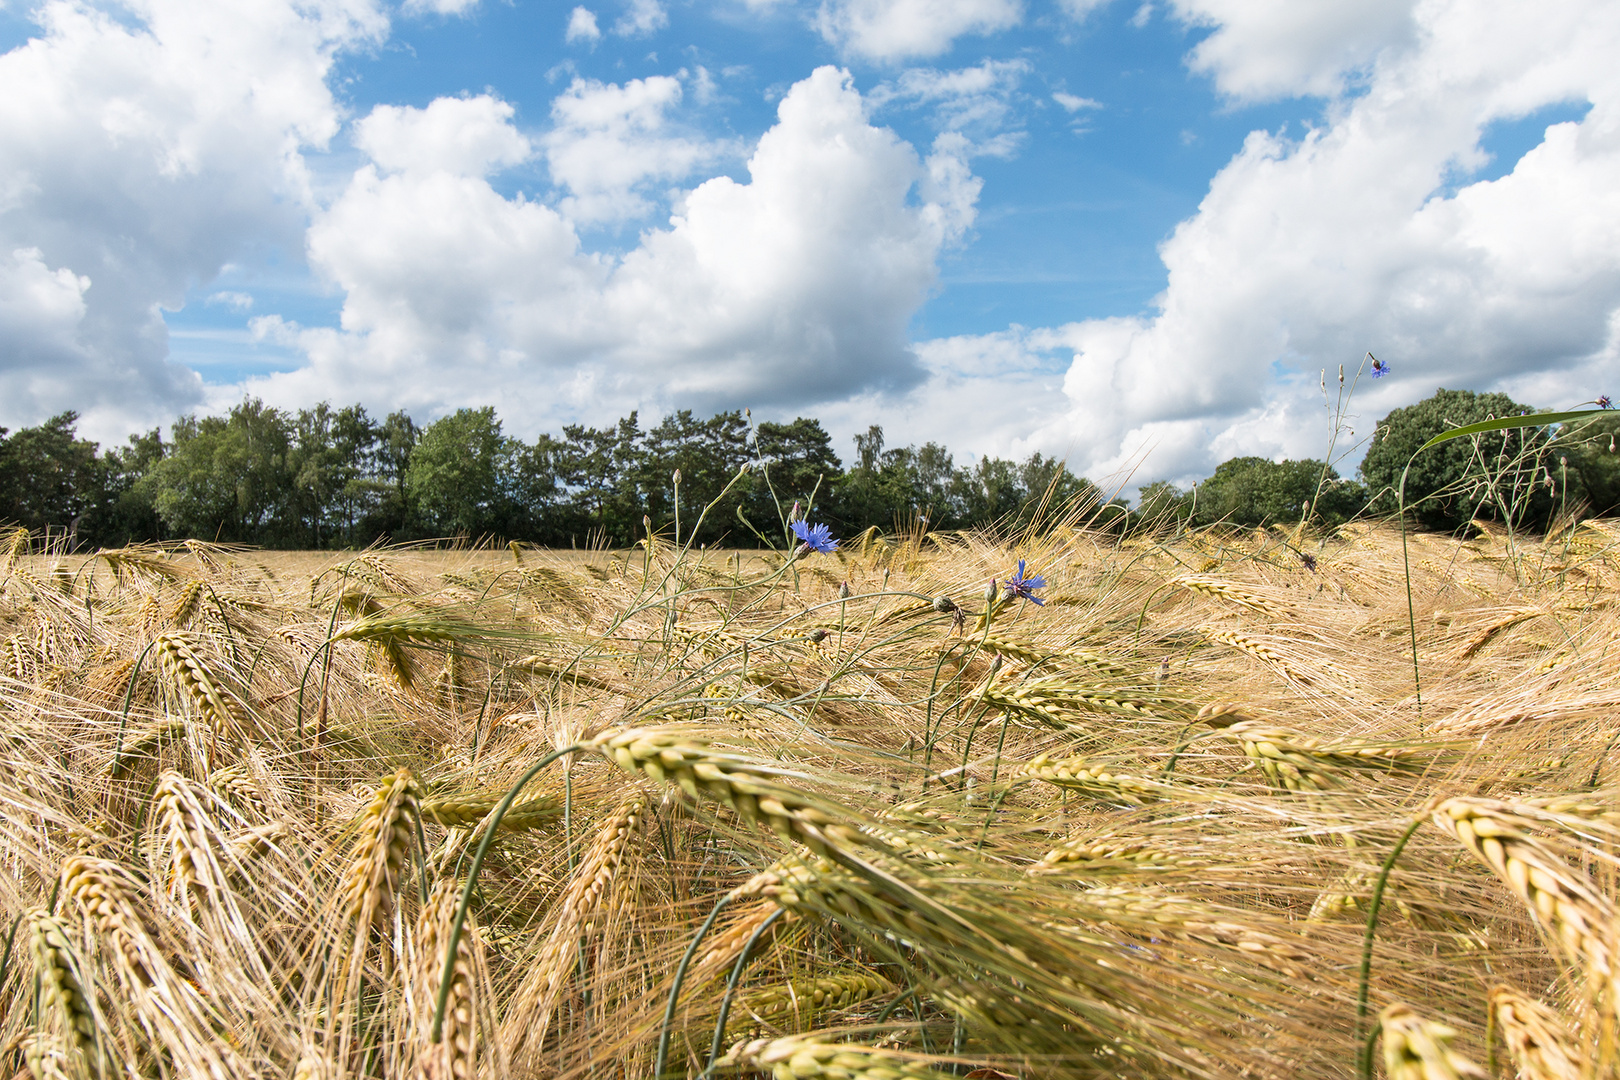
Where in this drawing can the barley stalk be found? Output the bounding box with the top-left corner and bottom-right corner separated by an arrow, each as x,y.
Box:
1015,751 -> 1174,805
153,631 -> 246,741
413,879 -> 480,1080
589,727 -> 879,861
341,767 -> 420,935
729,972 -> 892,1035
509,793 -> 647,1054
420,793 -> 562,831
167,580 -> 204,628
1173,575 -> 1279,614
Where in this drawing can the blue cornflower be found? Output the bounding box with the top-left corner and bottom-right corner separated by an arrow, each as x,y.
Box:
1370,356 -> 1390,379
1003,559 -> 1046,605
1598,395 -> 1613,410
791,520 -> 838,554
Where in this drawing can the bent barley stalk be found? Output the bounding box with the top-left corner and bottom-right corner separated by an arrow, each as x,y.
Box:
342,767 -> 420,937
727,972 -> 893,1036
153,631 -> 246,741
1015,751 -> 1175,805
420,793 -> 562,832
413,879 -> 481,1080
510,792 -> 648,1054
588,727 -> 881,862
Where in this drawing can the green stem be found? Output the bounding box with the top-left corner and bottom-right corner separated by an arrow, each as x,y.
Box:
653,892 -> 735,1079
1355,816 -> 1425,1079
1397,458 -> 1423,716
432,744 -> 578,1042
704,907 -> 785,1071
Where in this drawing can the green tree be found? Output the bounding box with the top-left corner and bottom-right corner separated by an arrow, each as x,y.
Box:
0,412 -> 108,543
1553,411 -> 1620,518
1360,388 -> 1555,531
289,403 -> 381,548
1134,481 -> 1192,532
558,414 -> 643,546
405,408 -> 513,538
148,400 -> 295,543
745,417 -> 842,539
638,410 -> 751,545
1193,457 -> 1363,528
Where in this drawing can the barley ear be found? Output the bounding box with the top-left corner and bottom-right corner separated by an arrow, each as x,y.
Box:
1489,985 -> 1583,1080
28,907 -> 102,1077
1379,1003 -> 1487,1080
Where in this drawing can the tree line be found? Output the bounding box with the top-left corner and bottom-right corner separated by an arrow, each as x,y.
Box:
3,387 -> 1617,549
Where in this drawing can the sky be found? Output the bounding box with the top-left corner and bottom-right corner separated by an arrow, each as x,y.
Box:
0,0 -> 1616,491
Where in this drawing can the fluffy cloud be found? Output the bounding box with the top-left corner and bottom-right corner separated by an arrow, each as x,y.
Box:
612,0 -> 667,37
402,0 -> 481,16
565,6 -> 601,43
1168,0 -> 1420,102
815,0 -> 1023,62
356,95 -> 532,178
1010,0 -> 1620,486
543,76 -> 723,224
0,0 -> 386,441
241,67 -> 980,429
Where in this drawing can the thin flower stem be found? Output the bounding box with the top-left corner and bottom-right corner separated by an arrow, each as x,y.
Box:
1355,815 -> 1426,1079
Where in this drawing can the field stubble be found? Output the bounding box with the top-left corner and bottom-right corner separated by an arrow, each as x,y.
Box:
0,522 -> 1616,1079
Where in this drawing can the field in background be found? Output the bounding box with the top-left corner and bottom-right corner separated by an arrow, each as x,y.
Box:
0,521 -> 1616,1079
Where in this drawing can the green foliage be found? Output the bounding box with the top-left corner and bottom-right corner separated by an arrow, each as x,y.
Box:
148,400 -> 297,544
1191,457 -> 1365,528
1550,411 -> 1620,517
405,407 -> 514,539
1359,388 -> 1558,532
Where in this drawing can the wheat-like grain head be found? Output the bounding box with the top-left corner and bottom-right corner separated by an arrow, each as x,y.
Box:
1432,798 -> 1618,1008
1489,985 -> 1583,1080
28,907 -> 103,1076
717,1036 -> 957,1080
1379,1003 -> 1486,1080
341,767 -> 420,937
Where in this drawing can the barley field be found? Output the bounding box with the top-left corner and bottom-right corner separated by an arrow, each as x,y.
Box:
0,519 -> 1616,1080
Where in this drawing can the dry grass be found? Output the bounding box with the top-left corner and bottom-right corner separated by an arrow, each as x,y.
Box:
0,523 -> 1616,1079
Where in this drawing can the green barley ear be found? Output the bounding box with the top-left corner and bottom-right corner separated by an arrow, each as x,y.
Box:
28,907 -> 102,1077
717,1036 -> 960,1080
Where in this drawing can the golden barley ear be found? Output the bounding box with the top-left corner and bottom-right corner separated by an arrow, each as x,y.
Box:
411,879 -> 483,1080
1489,985 -> 1583,1080
1432,798 -> 1619,1008
28,907 -> 104,1077
1379,1003 -> 1486,1080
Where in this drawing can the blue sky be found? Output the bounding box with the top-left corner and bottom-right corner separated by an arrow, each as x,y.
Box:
0,0 -> 1616,488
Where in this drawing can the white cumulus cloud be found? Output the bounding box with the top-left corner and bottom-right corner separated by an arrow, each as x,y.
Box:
1168,0 -> 1420,102
1013,0 -> 1620,487
565,6 -> 601,43
237,67 -> 979,433
816,0 -> 1023,62
542,76 -> 723,224
0,0 -> 386,442
355,95 -> 532,178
